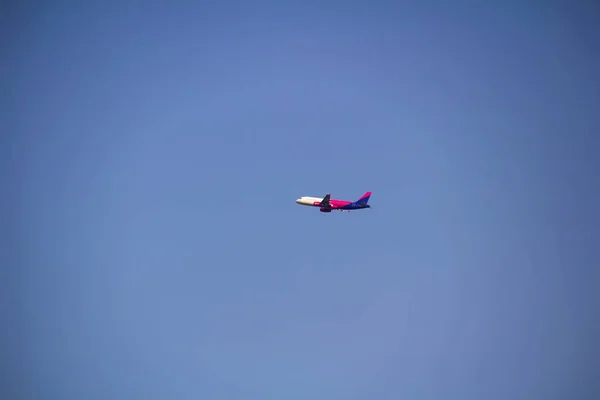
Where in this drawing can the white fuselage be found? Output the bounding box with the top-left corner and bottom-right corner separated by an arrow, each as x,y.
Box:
295,196 -> 323,206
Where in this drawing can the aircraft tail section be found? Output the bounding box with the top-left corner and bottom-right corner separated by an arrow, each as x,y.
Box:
353,191 -> 372,206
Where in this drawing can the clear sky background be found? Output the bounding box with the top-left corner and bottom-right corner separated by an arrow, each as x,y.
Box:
5,1 -> 600,399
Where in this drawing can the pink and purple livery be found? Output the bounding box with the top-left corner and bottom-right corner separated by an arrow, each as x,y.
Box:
295,192 -> 372,213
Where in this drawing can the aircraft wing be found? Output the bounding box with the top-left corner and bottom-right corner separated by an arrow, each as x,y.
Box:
320,194 -> 331,207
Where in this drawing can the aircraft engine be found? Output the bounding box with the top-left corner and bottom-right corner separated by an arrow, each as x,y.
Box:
319,207 -> 331,212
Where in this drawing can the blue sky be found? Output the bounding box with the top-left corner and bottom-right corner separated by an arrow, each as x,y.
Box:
5,1 -> 600,399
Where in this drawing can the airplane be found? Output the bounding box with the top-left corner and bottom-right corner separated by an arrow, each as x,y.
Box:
295,192 -> 372,212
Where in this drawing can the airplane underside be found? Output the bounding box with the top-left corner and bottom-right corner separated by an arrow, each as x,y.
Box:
319,206 -> 364,212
